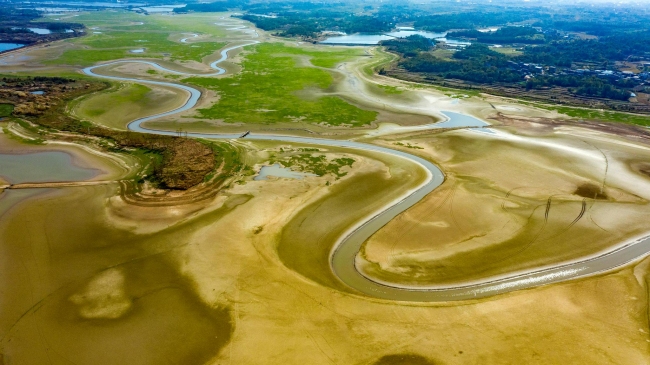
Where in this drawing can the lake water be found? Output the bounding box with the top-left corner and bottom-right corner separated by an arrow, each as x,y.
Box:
40,1 -> 145,7
31,91 -> 45,95
130,48 -> 145,53
384,30 -> 446,39
0,151 -> 98,184
139,5 -> 185,12
320,34 -> 396,45
11,27 -> 73,34
0,43 -> 25,52
12,27 -> 51,34
254,164 -> 317,181
320,30 -> 471,46
438,111 -> 494,134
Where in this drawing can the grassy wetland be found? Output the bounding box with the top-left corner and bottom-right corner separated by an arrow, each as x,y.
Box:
3,6 -> 650,365
73,82 -> 187,130
185,43 -> 378,126
42,11 -> 229,66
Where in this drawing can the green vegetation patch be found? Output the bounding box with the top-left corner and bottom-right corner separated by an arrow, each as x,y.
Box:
377,85 -> 403,95
394,142 -> 423,149
2,123 -> 45,145
55,10 -> 227,37
271,152 -> 355,178
48,30 -> 226,66
200,140 -> 248,185
0,103 -> 14,117
73,82 -> 185,130
186,43 -> 377,126
491,46 -> 523,56
82,83 -> 150,118
363,48 -> 396,76
45,11 -> 229,66
522,101 -> 650,126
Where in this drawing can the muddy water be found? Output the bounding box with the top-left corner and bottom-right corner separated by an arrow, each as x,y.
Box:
0,149 -> 243,363
0,150 -> 100,218
0,151 -> 98,184
254,163 -> 317,180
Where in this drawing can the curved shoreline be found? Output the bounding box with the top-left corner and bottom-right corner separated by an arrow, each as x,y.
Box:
180,33 -> 198,43
79,21 -> 650,302
83,41 -> 260,79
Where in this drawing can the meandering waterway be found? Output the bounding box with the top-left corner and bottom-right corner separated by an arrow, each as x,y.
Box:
78,19 -> 650,302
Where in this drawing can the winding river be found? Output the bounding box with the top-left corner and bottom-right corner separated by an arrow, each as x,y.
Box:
80,21 -> 650,302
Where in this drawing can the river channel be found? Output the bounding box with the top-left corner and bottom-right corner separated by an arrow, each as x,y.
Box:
78,22 -> 650,302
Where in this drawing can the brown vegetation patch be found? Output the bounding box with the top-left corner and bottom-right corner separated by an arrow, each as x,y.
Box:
575,182 -> 608,199
373,354 -> 438,365
635,162 -> 650,178
1,76 -> 219,190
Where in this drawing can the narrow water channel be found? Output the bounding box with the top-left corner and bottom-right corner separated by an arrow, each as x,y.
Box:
78,22 -> 650,301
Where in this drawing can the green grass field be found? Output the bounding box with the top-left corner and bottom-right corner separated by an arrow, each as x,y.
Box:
50,32 -> 226,66
45,11 -> 228,37
185,43 -> 377,126
0,104 -> 14,117
75,83 -> 185,129
376,85 -> 403,94
491,46 -> 523,56
45,11 -> 229,66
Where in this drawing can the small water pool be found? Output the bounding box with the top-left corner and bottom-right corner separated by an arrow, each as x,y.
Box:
0,151 -> 98,184
254,164 -> 317,181
0,43 -> 25,52
12,27 -> 51,34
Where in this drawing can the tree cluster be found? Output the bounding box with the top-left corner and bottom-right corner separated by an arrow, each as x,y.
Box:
447,26 -> 548,45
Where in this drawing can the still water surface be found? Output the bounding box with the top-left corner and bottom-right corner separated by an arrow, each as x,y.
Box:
0,151 -> 98,184
0,43 -> 25,52
254,164 -> 317,181
321,30 -> 471,46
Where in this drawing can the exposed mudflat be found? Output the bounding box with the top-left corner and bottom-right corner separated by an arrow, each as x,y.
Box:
3,11 -> 650,365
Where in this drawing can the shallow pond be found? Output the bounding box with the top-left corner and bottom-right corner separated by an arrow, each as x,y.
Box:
384,30 -> 446,39
139,5 -> 185,12
45,1 -> 142,7
434,111 -> 489,128
11,27 -> 51,34
254,164 -> 317,181
320,30 -> 471,46
320,34 -> 395,45
0,43 -> 25,52
0,151 -> 98,184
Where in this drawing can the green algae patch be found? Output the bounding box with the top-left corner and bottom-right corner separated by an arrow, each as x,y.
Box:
271,153 -> 355,179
